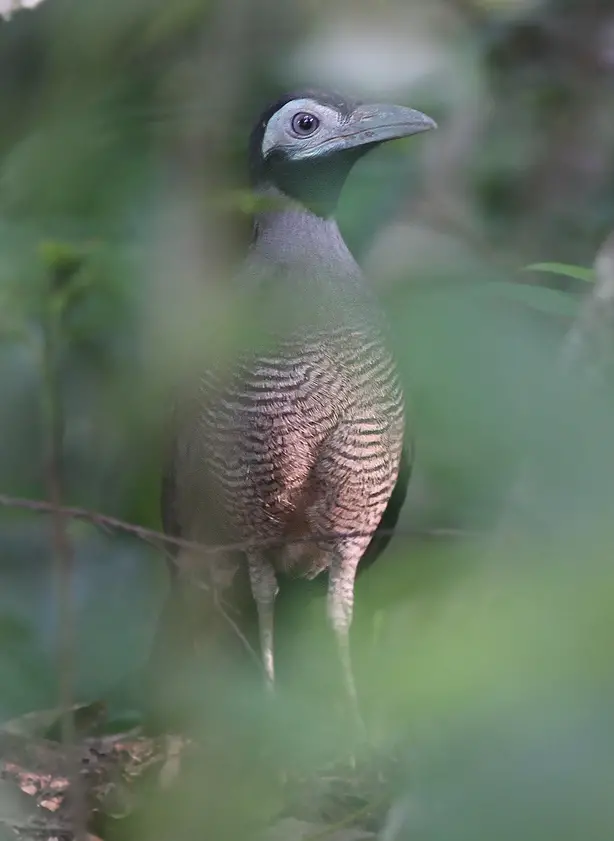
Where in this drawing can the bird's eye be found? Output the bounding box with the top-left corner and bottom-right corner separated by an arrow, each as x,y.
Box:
291,112 -> 320,137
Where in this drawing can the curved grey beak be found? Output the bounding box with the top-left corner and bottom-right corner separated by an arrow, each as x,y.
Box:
310,103 -> 436,158
344,103 -> 437,145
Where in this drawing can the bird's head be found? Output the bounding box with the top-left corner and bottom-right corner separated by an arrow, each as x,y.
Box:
248,90 -> 436,217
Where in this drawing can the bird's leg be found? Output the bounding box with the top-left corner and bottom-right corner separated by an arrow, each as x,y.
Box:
247,554 -> 292,788
246,551 -> 279,688
327,552 -> 366,739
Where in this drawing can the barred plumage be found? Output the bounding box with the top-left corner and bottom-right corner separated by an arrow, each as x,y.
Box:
156,90 -> 435,729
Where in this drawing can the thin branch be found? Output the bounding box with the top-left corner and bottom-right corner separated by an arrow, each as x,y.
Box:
0,489 -> 476,681
40,300 -> 75,751
0,493 -> 477,557
39,265 -> 85,841
212,590 -> 262,666
0,491 -> 476,678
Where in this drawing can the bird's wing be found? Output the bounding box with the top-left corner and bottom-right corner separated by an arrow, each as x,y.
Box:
357,440 -> 413,576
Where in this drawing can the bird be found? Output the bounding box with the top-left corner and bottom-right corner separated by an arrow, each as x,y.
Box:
154,89 -> 436,729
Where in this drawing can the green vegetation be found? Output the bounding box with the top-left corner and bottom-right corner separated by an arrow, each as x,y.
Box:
1,1 -> 614,839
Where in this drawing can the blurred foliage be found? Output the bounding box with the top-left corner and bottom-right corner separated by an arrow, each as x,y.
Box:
1,0 -> 614,838
526,261 -> 596,283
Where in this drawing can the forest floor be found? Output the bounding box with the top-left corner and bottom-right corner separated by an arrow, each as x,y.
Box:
0,701 -> 399,841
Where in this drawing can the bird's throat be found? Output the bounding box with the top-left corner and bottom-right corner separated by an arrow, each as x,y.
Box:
251,189 -> 358,272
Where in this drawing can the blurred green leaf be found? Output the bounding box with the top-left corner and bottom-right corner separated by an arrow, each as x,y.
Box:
525,263 -> 596,283
485,280 -> 580,317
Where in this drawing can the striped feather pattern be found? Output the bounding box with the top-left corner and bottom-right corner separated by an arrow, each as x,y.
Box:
172,304 -> 403,580
168,203 -> 404,581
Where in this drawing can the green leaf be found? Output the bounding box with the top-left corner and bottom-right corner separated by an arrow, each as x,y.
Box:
475,281 -> 580,317
525,262 -> 596,283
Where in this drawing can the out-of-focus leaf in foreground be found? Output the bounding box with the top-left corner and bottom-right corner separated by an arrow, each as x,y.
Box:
525,262 -> 596,283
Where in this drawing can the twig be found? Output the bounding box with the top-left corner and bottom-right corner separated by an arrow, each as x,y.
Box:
39,263 -> 85,841
213,590 -> 261,666
0,493 -> 476,557
0,488 -> 477,676
40,297 -> 74,750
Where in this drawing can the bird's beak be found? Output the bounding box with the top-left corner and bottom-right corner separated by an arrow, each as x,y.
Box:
313,103 -> 436,157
